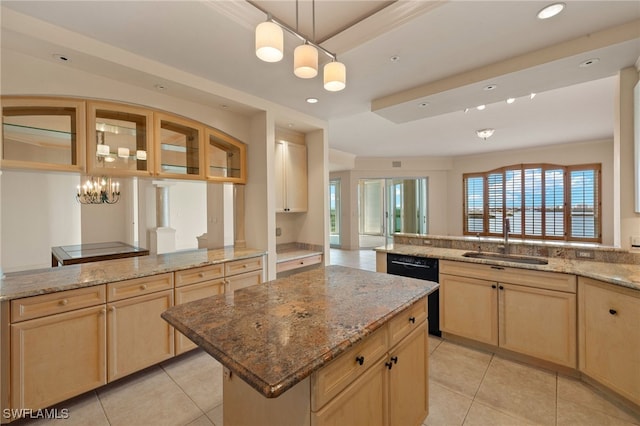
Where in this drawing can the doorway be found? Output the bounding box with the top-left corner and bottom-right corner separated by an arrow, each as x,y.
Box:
358,178 -> 428,248
329,179 -> 341,247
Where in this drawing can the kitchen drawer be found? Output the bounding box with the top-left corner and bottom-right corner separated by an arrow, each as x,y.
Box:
11,285 -> 106,323
226,269 -> 263,293
107,273 -> 174,302
276,254 -> 322,273
388,298 -> 427,347
440,260 -> 576,293
225,256 -> 263,277
175,264 -> 224,287
311,326 -> 388,411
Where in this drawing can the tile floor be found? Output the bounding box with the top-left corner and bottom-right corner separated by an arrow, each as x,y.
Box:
11,249 -> 640,426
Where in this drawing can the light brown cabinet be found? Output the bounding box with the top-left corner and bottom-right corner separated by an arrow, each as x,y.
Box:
155,112 -> 204,179
86,101 -> 154,176
206,128 -> 247,183
578,277 -> 640,406
440,260 -> 577,368
10,287 -> 106,411
1,97 -> 86,172
275,140 -> 308,212
106,274 -> 175,381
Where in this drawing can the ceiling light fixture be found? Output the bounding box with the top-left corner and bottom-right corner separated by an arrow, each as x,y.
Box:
506,98 -> 516,104
579,58 -> 600,68
483,84 -> 497,91
476,128 -> 495,140
530,93 -> 537,99
306,97 -> 319,104
418,102 -> 429,108
253,1 -> 346,91
537,2 -> 565,19
476,105 -> 486,111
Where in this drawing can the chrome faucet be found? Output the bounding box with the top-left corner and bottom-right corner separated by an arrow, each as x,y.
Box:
504,217 -> 510,254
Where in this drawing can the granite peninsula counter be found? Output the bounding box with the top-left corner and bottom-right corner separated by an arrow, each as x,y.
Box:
162,265 -> 439,426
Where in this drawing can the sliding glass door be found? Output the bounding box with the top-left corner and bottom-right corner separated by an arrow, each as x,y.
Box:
329,179 -> 341,247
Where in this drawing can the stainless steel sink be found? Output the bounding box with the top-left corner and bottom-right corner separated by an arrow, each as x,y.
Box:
462,251 -> 549,265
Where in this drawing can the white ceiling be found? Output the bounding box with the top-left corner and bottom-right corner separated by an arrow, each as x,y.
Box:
1,1 -> 639,161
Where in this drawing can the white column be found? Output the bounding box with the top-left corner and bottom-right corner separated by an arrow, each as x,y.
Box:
0,170 -> 3,278
149,181 -> 176,254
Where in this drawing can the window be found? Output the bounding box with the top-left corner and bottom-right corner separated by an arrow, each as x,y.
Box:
463,163 -> 601,242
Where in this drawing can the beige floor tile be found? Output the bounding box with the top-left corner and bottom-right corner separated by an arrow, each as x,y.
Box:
428,335 -> 443,354
186,415 -> 215,426
463,401 -> 537,426
97,366 -> 202,426
429,341 -> 492,398
162,349 -> 224,412
423,381 -> 473,426
557,376 -> 640,424
206,404 -> 223,426
475,356 -> 556,425
10,392 -> 109,426
557,398 -> 640,426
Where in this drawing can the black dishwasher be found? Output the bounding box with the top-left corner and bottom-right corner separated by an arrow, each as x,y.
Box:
387,253 -> 440,337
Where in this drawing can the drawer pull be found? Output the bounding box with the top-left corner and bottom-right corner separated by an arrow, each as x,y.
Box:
491,266 -> 505,270
499,285 -> 504,290
140,284 -> 147,290
609,309 -> 617,315
59,299 -> 69,306
355,356 -> 365,366
300,261 -> 305,265
198,272 -> 205,278
385,361 -> 394,370
390,356 -> 398,364
491,284 -> 497,289
409,316 -> 416,324
243,264 -> 248,268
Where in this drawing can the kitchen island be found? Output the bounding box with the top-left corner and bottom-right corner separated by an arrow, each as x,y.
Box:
162,265 -> 439,426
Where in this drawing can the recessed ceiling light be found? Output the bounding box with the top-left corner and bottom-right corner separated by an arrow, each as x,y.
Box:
476,128 -> 495,140
154,84 -> 167,91
483,84 -> 497,91
221,104 -> 229,109
506,98 -> 516,104
390,55 -> 400,62
52,53 -> 70,62
287,123 -> 294,128
537,2 -> 565,19
476,105 -> 486,111
464,108 -> 470,113
418,102 -> 429,108
306,97 -> 318,104
530,93 -> 536,99
579,58 -> 600,68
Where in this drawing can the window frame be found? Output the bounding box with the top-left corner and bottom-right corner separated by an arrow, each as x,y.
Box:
463,163 -> 601,243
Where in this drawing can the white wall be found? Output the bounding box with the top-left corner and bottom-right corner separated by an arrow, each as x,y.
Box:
80,177 -> 131,245
1,170 -> 81,271
448,139 -> 614,245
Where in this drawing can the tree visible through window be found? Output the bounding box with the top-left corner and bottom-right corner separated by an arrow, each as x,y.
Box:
463,163 -> 601,242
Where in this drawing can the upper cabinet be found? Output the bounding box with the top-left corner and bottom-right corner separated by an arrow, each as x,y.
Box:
155,113 -> 205,180
206,128 -> 247,184
275,140 -> 307,212
2,97 -> 248,184
1,97 -> 86,172
87,101 -> 153,176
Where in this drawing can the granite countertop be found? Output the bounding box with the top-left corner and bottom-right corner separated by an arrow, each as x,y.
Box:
276,242 -> 323,263
0,247 -> 266,301
376,244 -> 640,292
161,265 -> 438,398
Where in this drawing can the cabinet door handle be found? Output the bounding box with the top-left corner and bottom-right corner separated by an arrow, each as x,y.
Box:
355,356 -> 365,366
609,309 -> 617,315
109,306 -> 116,312
498,285 -> 504,290
198,272 -> 205,278
140,284 -> 147,290
385,361 -> 394,370
409,316 -> 416,324
491,284 -> 497,289
59,299 -> 69,306
390,356 -> 398,364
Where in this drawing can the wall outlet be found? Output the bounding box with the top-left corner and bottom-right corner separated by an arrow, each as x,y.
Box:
421,239 -> 432,245
275,227 -> 282,237
631,236 -> 640,248
576,250 -> 594,259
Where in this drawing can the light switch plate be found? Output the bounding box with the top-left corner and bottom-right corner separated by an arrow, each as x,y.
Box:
631,236 -> 640,247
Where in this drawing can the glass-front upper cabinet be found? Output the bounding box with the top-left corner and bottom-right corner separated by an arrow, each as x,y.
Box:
87,102 -> 153,176
206,128 -> 246,184
155,112 -> 204,179
1,97 -> 85,172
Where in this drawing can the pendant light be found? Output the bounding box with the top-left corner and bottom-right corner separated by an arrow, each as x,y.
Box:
255,19 -> 283,63
294,44 -> 318,78
324,60 -> 346,91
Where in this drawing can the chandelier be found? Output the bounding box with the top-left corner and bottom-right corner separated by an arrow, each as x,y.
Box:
76,176 -> 120,204
254,0 -> 346,92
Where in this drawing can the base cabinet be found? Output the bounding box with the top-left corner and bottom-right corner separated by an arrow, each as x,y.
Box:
10,305 -> 106,410
579,277 -> 640,406
174,280 -> 224,354
107,289 -> 175,381
440,260 -> 576,368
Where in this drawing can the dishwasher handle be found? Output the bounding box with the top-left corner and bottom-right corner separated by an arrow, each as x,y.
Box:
390,260 -> 432,268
